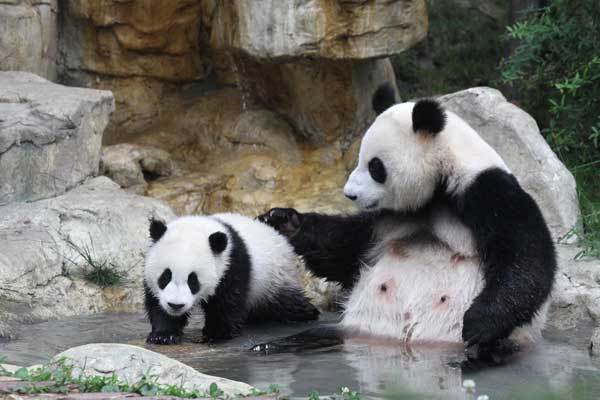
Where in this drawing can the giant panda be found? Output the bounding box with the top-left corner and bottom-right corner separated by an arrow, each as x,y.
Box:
144,213 -> 319,345
257,84 -> 556,356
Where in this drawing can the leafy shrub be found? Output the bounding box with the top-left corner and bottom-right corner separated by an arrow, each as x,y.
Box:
500,0 -> 600,257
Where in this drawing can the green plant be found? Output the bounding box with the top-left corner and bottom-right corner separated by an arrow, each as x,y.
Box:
500,0 -> 600,257
61,234 -> 128,287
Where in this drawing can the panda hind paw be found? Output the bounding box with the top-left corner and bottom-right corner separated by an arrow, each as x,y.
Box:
146,331 -> 182,345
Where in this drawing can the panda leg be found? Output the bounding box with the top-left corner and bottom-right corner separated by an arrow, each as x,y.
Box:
201,292 -> 247,342
144,283 -> 189,345
247,287 -> 320,324
248,325 -> 344,354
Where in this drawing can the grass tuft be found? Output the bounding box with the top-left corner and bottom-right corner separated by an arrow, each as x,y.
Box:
61,234 -> 127,288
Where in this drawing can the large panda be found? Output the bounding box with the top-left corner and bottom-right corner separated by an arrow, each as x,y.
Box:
258,85 -> 556,355
144,213 -> 319,344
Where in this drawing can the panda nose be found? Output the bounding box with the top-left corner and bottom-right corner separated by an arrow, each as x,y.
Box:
168,302 -> 185,311
345,193 -> 357,201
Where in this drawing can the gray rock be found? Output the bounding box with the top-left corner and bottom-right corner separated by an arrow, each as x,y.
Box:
0,177 -> 174,338
54,343 -> 253,396
206,0 -> 427,60
547,245 -> 600,331
591,327 -> 600,356
439,88 -> 579,240
0,1 -> 58,80
0,72 -> 114,204
100,144 -> 173,195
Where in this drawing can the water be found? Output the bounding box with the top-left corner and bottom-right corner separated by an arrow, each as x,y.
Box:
1,312 -> 600,399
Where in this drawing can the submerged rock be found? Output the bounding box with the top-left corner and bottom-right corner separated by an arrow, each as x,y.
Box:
0,177 -> 174,338
0,72 -> 114,204
439,87 -> 579,240
54,343 -> 253,396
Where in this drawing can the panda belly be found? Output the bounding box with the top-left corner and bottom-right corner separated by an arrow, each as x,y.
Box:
341,242 -> 484,342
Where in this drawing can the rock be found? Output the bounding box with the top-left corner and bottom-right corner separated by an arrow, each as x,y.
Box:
547,245 -> 600,331
0,72 -> 115,204
206,0 -> 428,59
54,343 -> 253,396
0,1 -> 58,80
0,177 -> 175,338
237,57 -> 399,144
100,144 -> 173,194
591,328 -> 600,356
439,87 -> 579,239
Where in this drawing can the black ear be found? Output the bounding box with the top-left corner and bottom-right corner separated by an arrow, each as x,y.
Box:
372,83 -> 397,115
149,219 -> 167,242
412,99 -> 446,135
209,232 -> 228,254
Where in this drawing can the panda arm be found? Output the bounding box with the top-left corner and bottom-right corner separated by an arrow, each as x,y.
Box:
258,208 -> 379,289
144,283 -> 189,345
452,169 -> 557,346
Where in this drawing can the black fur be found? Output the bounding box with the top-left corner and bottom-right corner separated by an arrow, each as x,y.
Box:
412,99 -> 446,135
149,219 -> 167,242
258,208 -> 381,289
144,282 -> 189,345
372,83 -> 397,115
444,168 -> 556,347
248,287 -> 319,324
248,325 -> 344,354
200,221 -> 251,341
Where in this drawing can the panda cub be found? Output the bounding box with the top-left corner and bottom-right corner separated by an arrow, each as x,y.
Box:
144,213 -> 319,344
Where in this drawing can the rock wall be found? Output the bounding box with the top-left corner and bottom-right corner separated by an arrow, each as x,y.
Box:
0,0 -> 59,80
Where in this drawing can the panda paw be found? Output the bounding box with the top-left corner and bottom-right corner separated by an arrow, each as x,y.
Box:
257,208 -> 302,236
462,303 -> 511,347
146,331 -> 182,345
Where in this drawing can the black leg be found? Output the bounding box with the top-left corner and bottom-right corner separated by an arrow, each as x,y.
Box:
201,293 -> 247,342
247,287 -> 320,324
248,325 -> 344,355
144,283 -> 189,345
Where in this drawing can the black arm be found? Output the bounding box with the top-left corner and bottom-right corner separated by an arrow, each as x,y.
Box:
449,169 -> 557,346
144,282 -> 189,345
258,208 -> 380,289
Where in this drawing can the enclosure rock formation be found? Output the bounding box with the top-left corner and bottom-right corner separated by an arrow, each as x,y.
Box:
0,0 -> 58,81
0,72 -> 113,204
55,344 -> 253,396
0,177 -> 174,338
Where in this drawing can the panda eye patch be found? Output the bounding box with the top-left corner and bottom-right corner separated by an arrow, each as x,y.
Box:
368,157 -> 387,184
158,268 -> 172,290
188,272 -> 200,294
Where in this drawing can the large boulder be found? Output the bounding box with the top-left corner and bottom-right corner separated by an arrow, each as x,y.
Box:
205,0 -> 428,59
0,177 -> 175,338
439,87 -> 579,240
0,72 -> 114,204
54,343 -> 253,396
0,1 -> 58,80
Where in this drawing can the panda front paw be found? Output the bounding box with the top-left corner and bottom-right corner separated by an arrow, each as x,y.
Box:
462,303 -> 512,347
257,208 -> 302,237
146,331 -> 182,345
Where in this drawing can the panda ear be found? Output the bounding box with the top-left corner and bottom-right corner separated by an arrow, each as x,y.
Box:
372,83 -> 397,115
149,219 -> 167,242
412,99 -> 446,136
209,232 -> 228,254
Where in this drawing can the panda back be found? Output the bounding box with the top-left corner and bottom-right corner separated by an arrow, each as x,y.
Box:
213,213 -> 301,306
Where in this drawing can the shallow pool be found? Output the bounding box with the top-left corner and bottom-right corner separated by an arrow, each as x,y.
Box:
1,312 -> 599,399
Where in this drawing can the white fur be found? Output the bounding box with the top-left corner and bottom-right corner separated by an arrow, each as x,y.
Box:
344,102 -> 509,212
144,213 -> 302,317
342,239 -> 545,343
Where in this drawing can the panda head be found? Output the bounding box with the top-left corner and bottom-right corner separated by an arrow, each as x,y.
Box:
144,216 -> 230,317
344,85 -> 446,211
344,84 -> 507,212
